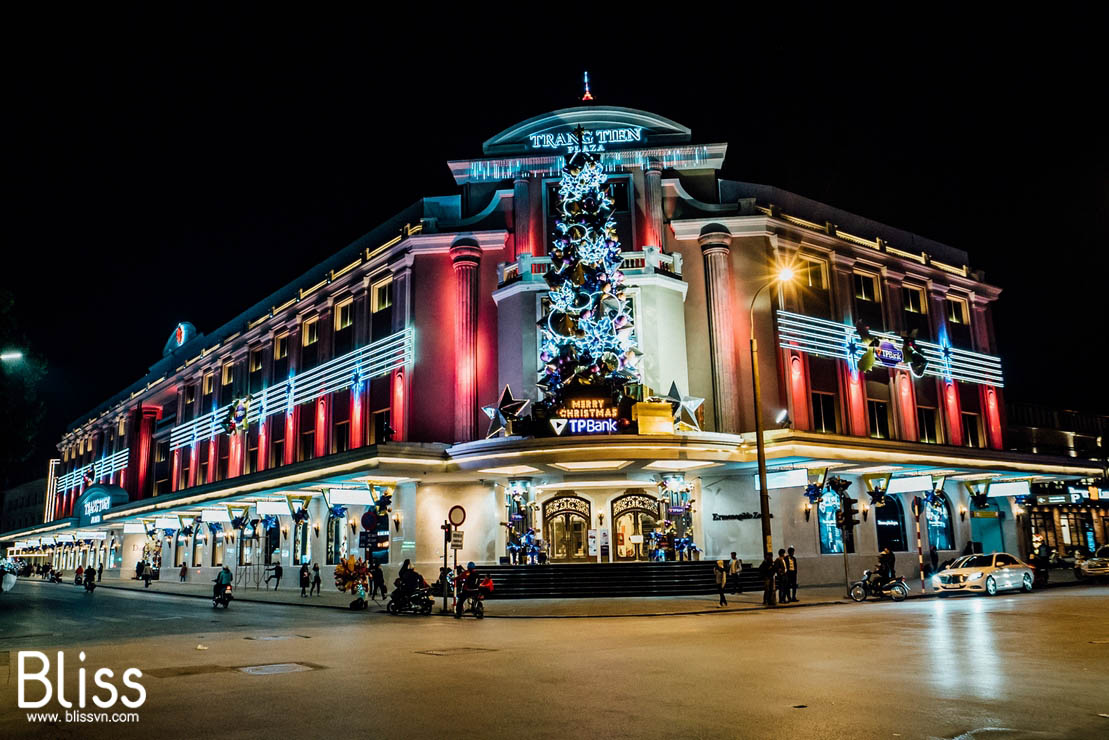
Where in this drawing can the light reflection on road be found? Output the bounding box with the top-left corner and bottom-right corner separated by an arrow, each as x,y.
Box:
926,597 -> 1002,698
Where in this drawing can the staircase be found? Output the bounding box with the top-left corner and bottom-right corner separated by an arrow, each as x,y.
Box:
481,561 -> 763,599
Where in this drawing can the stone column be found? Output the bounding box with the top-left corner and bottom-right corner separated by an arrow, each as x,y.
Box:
451,239 -> 482,442
643,158 -> 664,249
512,177 -> 532,259
698,228 -> 740,433
127,405 -> 162,501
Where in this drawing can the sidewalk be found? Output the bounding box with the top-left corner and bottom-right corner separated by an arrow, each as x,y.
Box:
85,569 -> 1084,618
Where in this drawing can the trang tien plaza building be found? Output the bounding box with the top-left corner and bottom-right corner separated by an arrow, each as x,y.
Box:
4,105 -> 1105,592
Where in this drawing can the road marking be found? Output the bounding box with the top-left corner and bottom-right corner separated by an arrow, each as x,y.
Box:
236,662 -> 322,675
415,647 -> 496,656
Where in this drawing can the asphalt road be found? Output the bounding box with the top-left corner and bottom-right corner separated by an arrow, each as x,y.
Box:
1,579 -> 1107,739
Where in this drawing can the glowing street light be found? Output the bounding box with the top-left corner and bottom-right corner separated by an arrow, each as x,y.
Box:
1,350 -> 24,362
750,265 -> 796,560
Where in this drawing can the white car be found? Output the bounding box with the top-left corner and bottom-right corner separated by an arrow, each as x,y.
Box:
932,553 -> 1034,596
1076,545 -> 1109,580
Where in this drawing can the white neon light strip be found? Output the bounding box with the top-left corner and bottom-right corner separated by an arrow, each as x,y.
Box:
170,328 -> 412,451
55,448 -> 130,494
776,310 -> 1003,387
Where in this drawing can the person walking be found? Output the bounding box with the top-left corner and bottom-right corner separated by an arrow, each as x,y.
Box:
142,560 -> 153,588
135,559 -> 144,581
928,544 -> 939,576
179,562 -> 188,583
264,562 -> 283,590
369,559 -> 388,600
713,560 -> 728,607
728,552 -> 744,595
774,549 -> 790,604
310,564 -> 322,596
758,552 -> 776,606
299,563 -> 311,597
786,546 -> 798,603
97,562 -> 104,582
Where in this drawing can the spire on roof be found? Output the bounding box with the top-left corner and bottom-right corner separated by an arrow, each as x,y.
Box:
581,70 -> 593,102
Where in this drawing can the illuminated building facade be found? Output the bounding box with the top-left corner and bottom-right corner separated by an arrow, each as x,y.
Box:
3,106 -> 1104,587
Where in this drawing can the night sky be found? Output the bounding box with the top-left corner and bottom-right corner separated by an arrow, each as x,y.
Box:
4,8 -> 1106,482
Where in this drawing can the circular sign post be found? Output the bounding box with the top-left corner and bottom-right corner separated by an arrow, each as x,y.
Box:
448,505 -> 466,528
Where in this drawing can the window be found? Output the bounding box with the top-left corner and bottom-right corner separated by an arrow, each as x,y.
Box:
853,273 -> 879,302
274,332 -> 289,360
239,524 -> 255,566
797,259 -> 827,290
222,362 -> 234,386
326,514 -> 346,565
372,279 -> 393,313
874,496 -> 907,551
192,529 -> 204,567
867,400 -> 890,439
902,286 -> 926,314
264,526 -> 281,565
335,299 -> 353,331
945,297 -> 968,325
995,553 -> 1018,567
293,520 -> 310,565
203,373 -> 214,396
175,533 -> 188,567
917,406 -> 939,444
811,392 -> 837,434
118,417 -> 126,437
926,495 -> 955,550
373,409 -> 392,445
249,347 -> 263,373
210,529 -> 224,566
818,492 -> 854,554
962,412 -> 981,448
302,317 -> 319,347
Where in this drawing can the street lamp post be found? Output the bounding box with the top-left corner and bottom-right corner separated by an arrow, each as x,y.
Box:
750,268 -> 794,558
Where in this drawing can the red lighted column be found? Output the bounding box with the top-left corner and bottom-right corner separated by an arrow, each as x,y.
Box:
983,386 -> 1003,450
786,353 -> 811,431
896,371 -> 918,442
188,444 -> 199,488
942,380 -> 963,447
451,240 -> 481,442
698,229 -> 740,433
845,367 -> 868,437
350,385 -> 364,449
284,411 -> 297,465
127,405 -> 162,500
171,449 -> 181,492
512,177 -> 532,259
314,397 -> 329,459
391,369 -> 406,442
256,420 -> 268,472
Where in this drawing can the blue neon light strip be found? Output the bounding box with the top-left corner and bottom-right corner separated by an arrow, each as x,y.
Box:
55,448 -> 130,494
169,328 -> 413,452
776,310 -> 1003,387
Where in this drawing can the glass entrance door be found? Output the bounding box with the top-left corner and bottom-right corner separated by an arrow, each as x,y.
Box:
547,513 -> 588,562
614,510 -> 657,561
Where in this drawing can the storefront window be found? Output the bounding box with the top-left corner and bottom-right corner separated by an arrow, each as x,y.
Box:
239,526 -> 255,566
192,532 -> 204,567
264,526 -> 280,565
326,515 -> 346,565
926,496 -> 955,550
293,521 -> 310,565
874,496 -> 907,552
175,533 -> 188,566
210,529 -> 225,567
818,492 -> 854,554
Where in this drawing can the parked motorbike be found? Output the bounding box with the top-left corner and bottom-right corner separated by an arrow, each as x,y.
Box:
850,569 -> 908,602
457,591 -> 485,619
48,571 -> 63,584
387,585 -> 434,615
212,583 -> 233,609
83,578 -> 96,593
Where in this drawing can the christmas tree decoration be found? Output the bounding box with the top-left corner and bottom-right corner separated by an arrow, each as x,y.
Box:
481,385 -> 530,438
803,483 -> 824,506
328,504 -> 347,519
537,127 -> 638,413
262,514 -> 279,531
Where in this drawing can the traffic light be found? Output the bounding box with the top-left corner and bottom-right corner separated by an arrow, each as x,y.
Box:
835,510 -> 845,529
844,496 -> 860,528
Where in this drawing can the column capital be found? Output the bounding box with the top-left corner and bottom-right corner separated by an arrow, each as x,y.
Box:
697,225 -> 732,255
450,239 -> 482,268
829,253 -> 857,272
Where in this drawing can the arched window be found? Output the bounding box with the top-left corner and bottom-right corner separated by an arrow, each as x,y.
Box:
326,514 -> 346,565
926,495 -> 955,550
874,495 -> 907,552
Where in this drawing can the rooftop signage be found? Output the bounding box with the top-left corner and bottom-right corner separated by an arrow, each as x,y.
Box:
482,106 -> 692,157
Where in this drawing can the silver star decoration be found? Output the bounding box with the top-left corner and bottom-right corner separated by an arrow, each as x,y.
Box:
481,385 -> 530,438
649,381 -> 704,432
